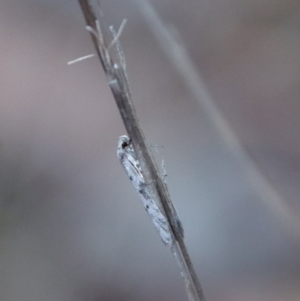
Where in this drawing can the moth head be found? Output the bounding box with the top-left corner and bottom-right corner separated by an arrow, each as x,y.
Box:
118,135 -> 131,149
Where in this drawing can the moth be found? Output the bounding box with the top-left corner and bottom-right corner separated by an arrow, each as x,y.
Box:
117,135 -> 174,247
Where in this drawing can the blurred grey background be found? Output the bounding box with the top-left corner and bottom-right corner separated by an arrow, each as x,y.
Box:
1,0 -> 300,300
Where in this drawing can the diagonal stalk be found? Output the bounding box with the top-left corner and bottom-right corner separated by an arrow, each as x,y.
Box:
77,1 -> 206,300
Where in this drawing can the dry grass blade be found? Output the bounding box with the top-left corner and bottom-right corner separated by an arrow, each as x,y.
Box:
136,0 -> 300,247
77,1 -> 206,301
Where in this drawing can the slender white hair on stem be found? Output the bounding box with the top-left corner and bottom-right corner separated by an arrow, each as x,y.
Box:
67,54 -> 95,65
